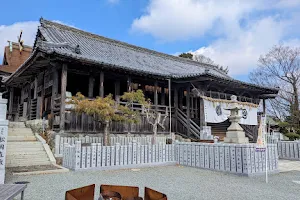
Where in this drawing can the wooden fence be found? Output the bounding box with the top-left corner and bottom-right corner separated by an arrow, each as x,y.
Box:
55,135 -> 167,157
278,141 -> 300,160
63,141 -> 176,170
176,142 -> 278,176
64,103 -> 172,133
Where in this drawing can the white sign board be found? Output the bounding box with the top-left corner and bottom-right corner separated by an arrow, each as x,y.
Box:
0,93 -> 8,184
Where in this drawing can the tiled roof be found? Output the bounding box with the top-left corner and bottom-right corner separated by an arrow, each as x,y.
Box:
36,18 -> 230,79
5,18 -> 279,93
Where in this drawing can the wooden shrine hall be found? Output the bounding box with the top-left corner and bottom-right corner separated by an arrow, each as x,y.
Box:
4,18 -> 278,141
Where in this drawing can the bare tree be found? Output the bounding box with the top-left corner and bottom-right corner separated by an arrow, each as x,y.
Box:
249,45 -> 300,128
143,105 -> 168,144
193,54 -> 229,74
193,54 -> 214,64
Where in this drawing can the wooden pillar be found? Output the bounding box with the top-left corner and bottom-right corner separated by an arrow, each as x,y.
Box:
51,68 -> 59,119
127,76 -> 131,92
179,89 -> 183,110
174,87 -> 178,132
34,78 -> 38,99
195,97 -> 198,119
161,87 -> 165,105
199,97 -> 206,127
99,71 -> 104,97
88,75 -> 94,98
8,87 -> 14,115
263,99 -> 266,115
168,79 -> 172,135
186,86 -> 191,137
191,97 -> 194,118
154,81 -> 158,110
60,64 -> 68,131
114,80 -> 120,101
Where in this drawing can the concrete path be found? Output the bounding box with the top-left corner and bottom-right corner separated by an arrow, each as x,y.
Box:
279,159 -> 300,172
5,165 -> 300,200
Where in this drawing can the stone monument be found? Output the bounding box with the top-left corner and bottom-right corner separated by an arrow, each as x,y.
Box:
223,95 -> 249,144
0,93 -> 8,184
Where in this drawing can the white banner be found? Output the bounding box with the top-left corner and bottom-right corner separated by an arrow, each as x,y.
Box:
203,99 -> 258,125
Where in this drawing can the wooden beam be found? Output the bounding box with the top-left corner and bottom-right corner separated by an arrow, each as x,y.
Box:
88,75 -> 95,98
60,64 -> 68,131
99,71 -> 104,97
186,86 -> 191,137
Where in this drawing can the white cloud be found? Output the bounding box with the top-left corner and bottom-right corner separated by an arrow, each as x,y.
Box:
0,21 -> 39,62
131,0 -> 300,76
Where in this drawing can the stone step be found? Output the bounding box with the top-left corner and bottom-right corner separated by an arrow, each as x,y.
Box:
7,146 -> 43,150
7,141 -> 41,145
6,154 -> 50,160
8,132 -> 34,137
6,150 -> 47,156
7,143 -> 43,148
8,122 -> 26,128
8,128 -> 33,134
7,136 -> 37,142
6,160 -> 51,167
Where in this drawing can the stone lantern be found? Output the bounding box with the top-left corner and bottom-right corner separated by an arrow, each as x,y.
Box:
223,95 -> 249,144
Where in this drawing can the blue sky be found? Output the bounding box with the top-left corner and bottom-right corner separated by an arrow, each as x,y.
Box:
1,0 -> 300,81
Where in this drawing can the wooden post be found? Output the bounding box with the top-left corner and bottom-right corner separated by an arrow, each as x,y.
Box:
34,78 -> 38,99
161,86 -> 165,105
179,88 -> 183,110
263,99 -> 266,115
195,97 -> 198,119
199,97 -> 206,127
168,79 -> 172,135
8,87 -> 14,117
99,71 -> 104,97
51,68 -> 59,116
127,76 -> 131,92
174,86 -> 178,133
60,64 -> 68,131
114,80 -> 120,100
191,96 -> 194,118
88,75 -> 94,98
154,81 -> 158,110
186,86 -> 191,137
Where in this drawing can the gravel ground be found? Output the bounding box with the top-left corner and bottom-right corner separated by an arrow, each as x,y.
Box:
5,165 -> 300,200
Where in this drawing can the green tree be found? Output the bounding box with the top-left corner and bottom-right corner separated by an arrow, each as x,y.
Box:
71,90 -> 146,145
179,52 -> 193,59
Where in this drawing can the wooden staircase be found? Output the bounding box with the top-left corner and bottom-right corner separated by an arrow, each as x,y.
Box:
29,98 -> 37,120
176,109 -> 257,142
